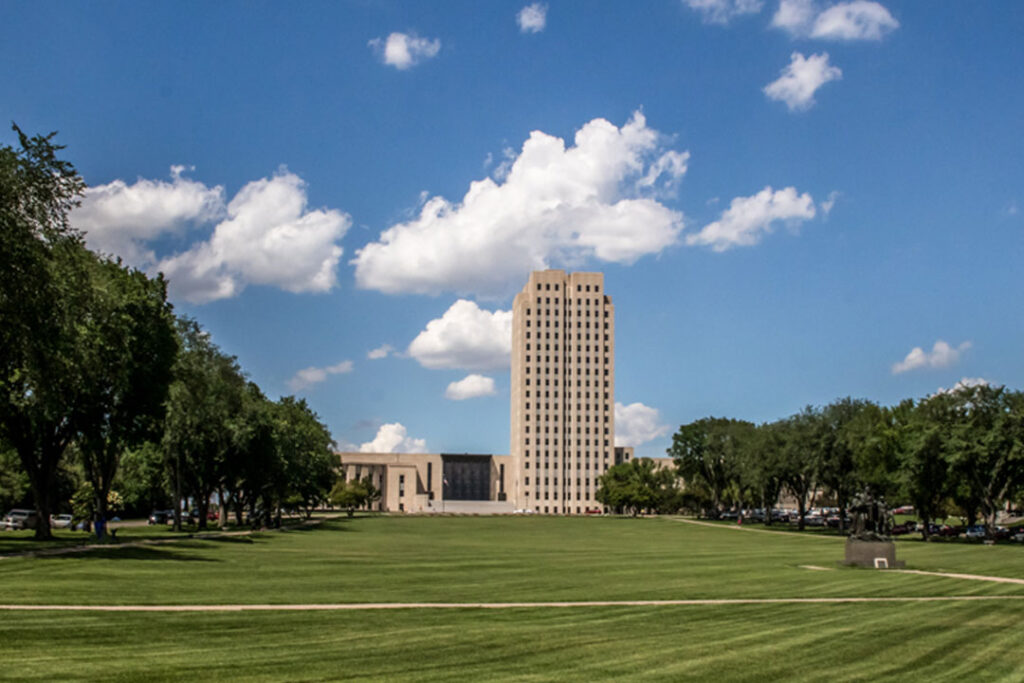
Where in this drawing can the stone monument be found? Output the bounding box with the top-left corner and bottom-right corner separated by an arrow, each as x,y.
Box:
842,488 -> 904,569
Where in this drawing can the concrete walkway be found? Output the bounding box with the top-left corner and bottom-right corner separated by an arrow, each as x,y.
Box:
669,517 -> 844,540
2,595 -> 1023,612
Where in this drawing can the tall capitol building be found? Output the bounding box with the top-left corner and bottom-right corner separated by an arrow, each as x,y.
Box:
511,270 -> 616,514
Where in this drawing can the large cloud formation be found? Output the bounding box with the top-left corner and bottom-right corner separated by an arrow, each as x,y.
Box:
407,300 -> 512,370
352,112 -> 687,298
73,168 -> 350,304
73,165 -> 225,265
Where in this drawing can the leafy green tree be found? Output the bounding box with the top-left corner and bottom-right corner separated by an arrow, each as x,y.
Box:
0,443 -> 30,511
596,458 -> 677,516
223,383 -> 280,525
274,396 -> 336,518
330,477 -> 369,515
817,398 -> 876,533
162,318 -> 246,531
737,422 -> 785,525
668,417 -> 749,516
0,125 -> 88,538
118,441 -> 173,517
945,385 -> 1024,539
890,397 -> 952,540
777,408 -> 822,531
75,258 -> 177,530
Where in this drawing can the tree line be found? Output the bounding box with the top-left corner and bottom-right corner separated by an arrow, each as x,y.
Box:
597,390 -> 1024,540
1,127 -> 337,538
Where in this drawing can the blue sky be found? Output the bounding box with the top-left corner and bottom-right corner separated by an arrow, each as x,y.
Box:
3,1 -> 1022,458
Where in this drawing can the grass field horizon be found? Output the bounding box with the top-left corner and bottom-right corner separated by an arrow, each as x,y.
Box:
2,516 -> 1023,680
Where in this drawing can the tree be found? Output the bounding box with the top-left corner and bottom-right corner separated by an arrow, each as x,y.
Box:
75,258 -> 177,534
330,477 -> 369,515
737,422 -> 785,525
162,318 -> 246,531
0,443 -> 29,511
222,383 -> 279,526
668,417 -> 749,517
817,398 -> 875,533
894,397 -> 952,541
274,396 -> 336,518
596,458 -> 677,516
945,385 -> 1024,539
118,441 -> 173,517
777,408 -> 821,531
0,125 -> 87,538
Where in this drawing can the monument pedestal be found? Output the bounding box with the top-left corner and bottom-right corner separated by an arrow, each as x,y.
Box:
842,538 -> 905,569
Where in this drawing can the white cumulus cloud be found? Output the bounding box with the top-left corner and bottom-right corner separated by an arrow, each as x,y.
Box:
932,377 -> 990,397
892,340 -> 972,375
684,0 -> 764,24
73,166 -> 225,266
156,171 -> 350,303
75,168 -> 350,304
353,112 -> 687,298
615,402 -> 670,447
367,344 -> 394,360
407,300 -> 512,370
517,3 -> 548,33
772,0 -> 898,40
763,52 -> 842,111
686,186 -> 816,251
445,374 -> 498,401
369,32 -> 441,70
288,360 -> 354,392
359,422 -> 428,453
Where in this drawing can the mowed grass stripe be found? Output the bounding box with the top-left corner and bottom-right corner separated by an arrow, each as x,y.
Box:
1,516 -> 1023,606
3,603 -> 1024,681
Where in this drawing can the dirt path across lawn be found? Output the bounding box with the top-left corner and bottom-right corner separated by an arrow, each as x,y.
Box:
1,595 -> 1023,612
669,516 -> 843,540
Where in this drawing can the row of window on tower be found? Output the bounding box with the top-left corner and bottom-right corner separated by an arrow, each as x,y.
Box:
530,299 -> 606,309
523,437 -> 611,447
535,282 -> 601,293
525,344 -> 611,353
525,332 -> 610,342
525,319 -> 610,329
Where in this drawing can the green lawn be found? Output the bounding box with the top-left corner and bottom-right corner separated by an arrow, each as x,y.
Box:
2,515 -> 1023,681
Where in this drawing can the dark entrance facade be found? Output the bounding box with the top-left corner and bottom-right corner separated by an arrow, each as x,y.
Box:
441,454 -> 491,501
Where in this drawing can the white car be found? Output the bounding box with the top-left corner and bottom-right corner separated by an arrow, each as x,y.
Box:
50,513 -> 74,529
3,509 -> 39,530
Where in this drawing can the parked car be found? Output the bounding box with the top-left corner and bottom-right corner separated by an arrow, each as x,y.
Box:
3,508 -> 40,530
963,525 -> 987,540
1010,527 -> 1024,542
50,513 -> 74,529
891,523 -> 912,535
148,509 -> 174,525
